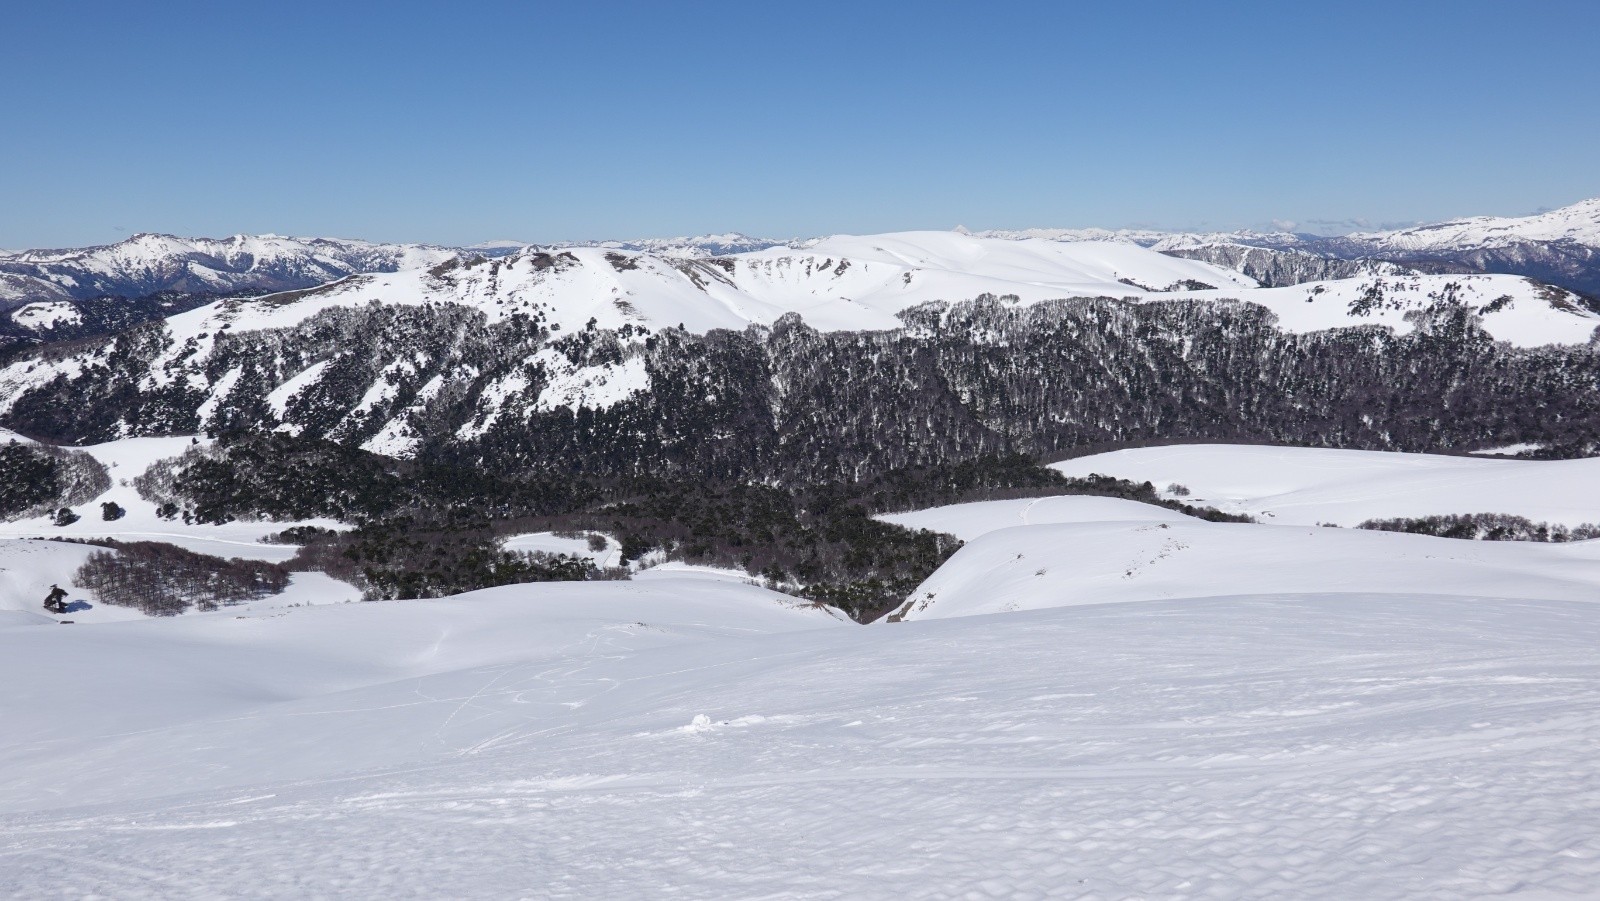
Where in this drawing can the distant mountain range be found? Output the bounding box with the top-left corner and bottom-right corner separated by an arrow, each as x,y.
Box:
4,198 -> 1598,316
0,234 -> 459,307
976,199 -> 1600,296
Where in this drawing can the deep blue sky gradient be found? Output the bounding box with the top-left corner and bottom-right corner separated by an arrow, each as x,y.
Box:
5,0 -> 1598,247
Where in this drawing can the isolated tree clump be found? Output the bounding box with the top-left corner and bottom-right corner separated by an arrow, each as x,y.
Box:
74,542 -> 291,616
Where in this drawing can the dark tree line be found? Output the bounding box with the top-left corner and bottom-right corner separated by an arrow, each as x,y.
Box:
12,293 -> 1600,477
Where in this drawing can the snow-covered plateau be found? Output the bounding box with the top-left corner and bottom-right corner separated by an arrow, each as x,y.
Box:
3,442 -> 1600,897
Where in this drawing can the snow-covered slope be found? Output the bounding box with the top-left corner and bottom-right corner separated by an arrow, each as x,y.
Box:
0,537 -> 358,625
1052,444 -> 1600,527
0,431 -> 364,621
2,580 -> 1598,897
500,531 -> 624,569
893,514 -> 1600,621
1159,272 -> 1597,346
0,538 -> 149,626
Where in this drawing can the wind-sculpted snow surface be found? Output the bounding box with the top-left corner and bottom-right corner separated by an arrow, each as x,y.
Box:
1053,444 -> 1600,527
1,588 -> 1598,898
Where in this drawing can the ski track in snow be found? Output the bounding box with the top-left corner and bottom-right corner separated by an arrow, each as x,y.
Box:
2,593 -> 1599,898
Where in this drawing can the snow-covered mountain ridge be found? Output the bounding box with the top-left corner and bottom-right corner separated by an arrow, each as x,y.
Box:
13,231 -> 1585,346
1349,198 -> 1600,251
2,229 -> 1597,467
0,233 -> 461,308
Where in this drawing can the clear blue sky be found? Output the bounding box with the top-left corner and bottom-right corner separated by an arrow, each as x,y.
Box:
5,0 -> 1598,248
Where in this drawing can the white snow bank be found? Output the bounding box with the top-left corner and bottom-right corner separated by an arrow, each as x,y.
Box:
501,531 -> 622,569
878,494 -> 1187,541
632,560 -> 765,584
1160,272 -> 1599,347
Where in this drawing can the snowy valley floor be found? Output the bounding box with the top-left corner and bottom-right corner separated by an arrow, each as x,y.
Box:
2,585 -> 1599,899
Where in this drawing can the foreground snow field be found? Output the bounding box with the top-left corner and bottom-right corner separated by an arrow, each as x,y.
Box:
1,586 -> 1597,899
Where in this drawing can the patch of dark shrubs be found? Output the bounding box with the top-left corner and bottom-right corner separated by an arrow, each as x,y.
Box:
0,439 -> 109,519
1357,512 -> 1600,543
291,519 -> 606,602
262,524 -> 339,545
74,541 -> 291,616
0,441 -> 59,516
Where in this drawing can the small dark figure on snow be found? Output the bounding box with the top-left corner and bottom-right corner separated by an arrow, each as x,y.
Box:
43,584 -> 69,615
